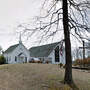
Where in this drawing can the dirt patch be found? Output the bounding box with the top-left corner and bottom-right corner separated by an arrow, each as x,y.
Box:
0,63 -> 90,90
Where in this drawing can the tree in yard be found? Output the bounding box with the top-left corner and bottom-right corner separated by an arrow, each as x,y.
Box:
0,55 -> 6,65
63,0 -> 72,84
18,0 -> 90,84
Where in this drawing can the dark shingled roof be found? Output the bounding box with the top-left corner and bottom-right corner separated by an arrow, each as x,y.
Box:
4,44 -> 19,54
29,42 -> 60,57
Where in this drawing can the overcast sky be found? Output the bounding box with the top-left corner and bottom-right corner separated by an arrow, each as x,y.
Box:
0,0 -> 89,51
0,0 -> 43,50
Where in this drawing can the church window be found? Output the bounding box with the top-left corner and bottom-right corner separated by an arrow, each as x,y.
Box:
15,56 -> 17,62
55,46 -> 60,62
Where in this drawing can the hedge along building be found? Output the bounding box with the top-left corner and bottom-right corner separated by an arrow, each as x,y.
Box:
29,40 -> 65,64
4,35 -> 30,64
4,34 -> 65,64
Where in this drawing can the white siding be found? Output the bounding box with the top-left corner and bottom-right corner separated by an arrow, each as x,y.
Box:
48,43 -> 65,64
4,42 -> 65,64
48,50 -> 55,64
4,43 -> 30,64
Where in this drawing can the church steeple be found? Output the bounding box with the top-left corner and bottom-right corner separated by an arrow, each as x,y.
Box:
19,33 -> 22,44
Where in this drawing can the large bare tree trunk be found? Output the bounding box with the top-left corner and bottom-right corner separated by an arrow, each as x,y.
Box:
63,0 -> 73,84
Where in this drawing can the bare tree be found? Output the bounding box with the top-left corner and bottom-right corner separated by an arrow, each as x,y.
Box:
62,0 -> 73,84
18,0 -> 90,84
72,47 -> 83,61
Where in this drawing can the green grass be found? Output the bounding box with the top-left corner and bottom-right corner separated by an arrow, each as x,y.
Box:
0,63 -> 90,90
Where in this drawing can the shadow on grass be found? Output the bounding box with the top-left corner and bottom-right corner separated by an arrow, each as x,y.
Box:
60,80 -> 79,90
69,82 -> 79,90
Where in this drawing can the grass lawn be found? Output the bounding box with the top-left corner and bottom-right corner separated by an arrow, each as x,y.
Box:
0,63 -> 90,90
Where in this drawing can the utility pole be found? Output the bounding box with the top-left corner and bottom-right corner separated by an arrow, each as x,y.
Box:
83,40 -> 85,59
79,40 -> 90,59
79,41 -> 90,67
79,40 -> 86,60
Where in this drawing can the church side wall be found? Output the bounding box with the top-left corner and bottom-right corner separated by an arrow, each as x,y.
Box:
48,50 -> 55,64
4,53 -> 12,64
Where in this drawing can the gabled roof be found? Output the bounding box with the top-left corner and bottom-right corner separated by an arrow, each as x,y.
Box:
29,42 -> 60,57
4,44 -> 19,54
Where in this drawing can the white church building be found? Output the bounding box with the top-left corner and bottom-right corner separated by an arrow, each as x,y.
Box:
4,36 -> 65,64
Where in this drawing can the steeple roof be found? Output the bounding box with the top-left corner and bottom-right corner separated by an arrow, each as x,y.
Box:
4,44 -> 19,54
